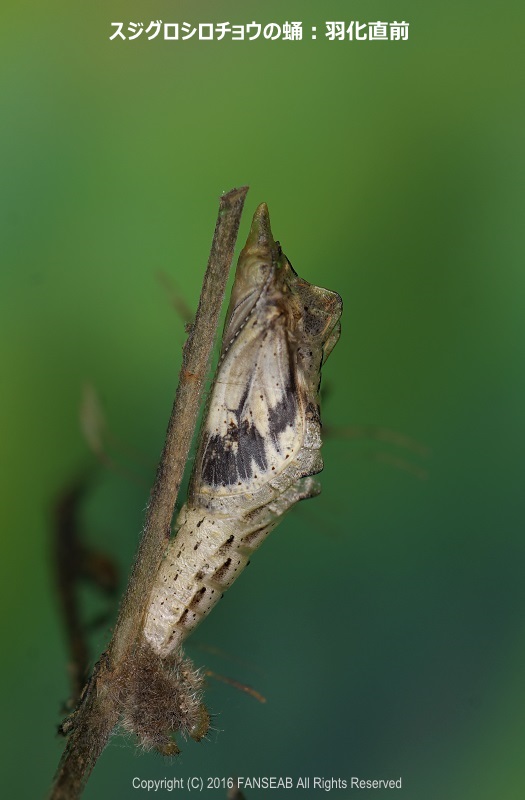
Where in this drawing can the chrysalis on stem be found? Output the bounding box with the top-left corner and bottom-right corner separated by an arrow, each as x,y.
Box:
123,203 -> 342,753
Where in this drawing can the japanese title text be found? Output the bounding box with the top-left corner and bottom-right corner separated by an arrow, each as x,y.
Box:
109,21 -> 410,43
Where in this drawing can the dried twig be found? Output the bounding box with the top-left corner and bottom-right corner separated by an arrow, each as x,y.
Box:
49,186 -> 249,800
53,472 -> 118,704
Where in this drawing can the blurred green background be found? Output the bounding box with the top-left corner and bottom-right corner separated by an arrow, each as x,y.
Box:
1,1 -> 524,798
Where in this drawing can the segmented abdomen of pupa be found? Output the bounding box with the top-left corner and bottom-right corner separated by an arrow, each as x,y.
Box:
142,399 -> 323,656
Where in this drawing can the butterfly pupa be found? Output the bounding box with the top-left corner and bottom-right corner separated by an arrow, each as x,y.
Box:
142,203 -> 342,657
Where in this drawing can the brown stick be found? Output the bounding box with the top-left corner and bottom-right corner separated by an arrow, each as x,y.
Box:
49,186 -> 249,800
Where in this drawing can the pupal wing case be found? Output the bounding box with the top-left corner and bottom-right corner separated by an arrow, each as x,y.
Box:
143,204 -> 342,656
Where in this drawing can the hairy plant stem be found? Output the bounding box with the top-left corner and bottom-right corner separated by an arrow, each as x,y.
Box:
49,186 -> 249,800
